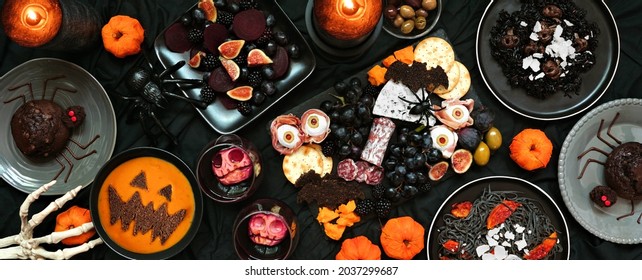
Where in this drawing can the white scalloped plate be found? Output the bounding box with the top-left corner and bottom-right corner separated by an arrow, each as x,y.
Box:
559,98 -> 642,244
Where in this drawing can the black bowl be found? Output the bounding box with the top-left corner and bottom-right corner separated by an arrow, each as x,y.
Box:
89,147 -> 203,259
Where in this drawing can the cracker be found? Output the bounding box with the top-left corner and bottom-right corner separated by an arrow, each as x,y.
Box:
433,60 -> 461,94
283,145 -> 324,185
437,61 -> 471,100
309,143 -> 333,177
413,37 -> 456,72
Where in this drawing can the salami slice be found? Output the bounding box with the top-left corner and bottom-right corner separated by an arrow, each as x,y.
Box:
360,117 -> 396,166
337,158 -> 358,181
365,165 -> 384,185
355,160 -> 370,183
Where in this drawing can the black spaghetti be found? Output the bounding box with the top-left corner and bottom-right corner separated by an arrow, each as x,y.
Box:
489,0 -> 599,99
436,187 -> 563,260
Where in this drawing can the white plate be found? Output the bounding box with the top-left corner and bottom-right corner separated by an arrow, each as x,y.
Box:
559,98 -> 642,243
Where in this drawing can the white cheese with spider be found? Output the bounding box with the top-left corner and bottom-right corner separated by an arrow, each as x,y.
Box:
373,80 -> 434,126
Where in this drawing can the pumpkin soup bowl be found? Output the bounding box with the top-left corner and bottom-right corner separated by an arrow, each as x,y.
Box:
89,147 -> 203,259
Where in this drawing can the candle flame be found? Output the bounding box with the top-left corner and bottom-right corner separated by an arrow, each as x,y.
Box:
21,4 -> 48,30
337,0 -> 365,19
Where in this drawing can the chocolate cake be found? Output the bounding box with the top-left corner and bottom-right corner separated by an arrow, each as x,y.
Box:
604,142 -> 642,201
589,185 -> 617,207
10,100 -> 69,158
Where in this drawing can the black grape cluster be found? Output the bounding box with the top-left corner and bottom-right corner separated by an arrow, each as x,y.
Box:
381,127 -> 442,201
319,78 -> 380,160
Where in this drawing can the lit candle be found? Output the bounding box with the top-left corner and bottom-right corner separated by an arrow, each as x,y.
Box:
1,0 -> 100,51
313,0 -> 381,48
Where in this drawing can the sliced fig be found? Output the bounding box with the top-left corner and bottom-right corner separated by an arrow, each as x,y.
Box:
164,23 -> 192,53
218,39 -> 245,59
208,67 -> 235,92
203,23 -> 228,54
198,0 -> 217,22
451,149 -> 473,174
232,9 -> 266,41
220,57 -> 241,81
247,49 -> 273,67
271,46 -> 290,79
227,86 -> 253,101
189,49 -> 206,68
429,161 -> 449,181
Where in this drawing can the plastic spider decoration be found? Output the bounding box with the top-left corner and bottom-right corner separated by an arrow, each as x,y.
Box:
577,112 -> 642,223
116,52 -> 208,146
398,87 -> 444,125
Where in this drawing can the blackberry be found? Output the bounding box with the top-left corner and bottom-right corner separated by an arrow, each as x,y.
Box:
247,70 -> 263,87
418,182 -> 431,193
217,11 -> 233,27
375,199 -> 392,219
372,184 -> 385,199
363,83 -> 380,98
187,28 -> 204,44
239,0 -> 258,10
201,53 -> 221,71
200,86 -> 216,104
256,27 -> 273,46
237,101 -> 253,116
233,52 -> 247,67
355,199 -> 375,217
320,140 -> 335,156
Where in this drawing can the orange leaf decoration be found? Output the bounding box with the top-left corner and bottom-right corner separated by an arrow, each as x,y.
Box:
509,128 -> 553,171
393,45 -> 415,65
380,216 -> 425,260
323,222 -> 346,241
486,200 -> 521,229
54,206 -> 95,246
101,15 -> 145,58
336,236 -> 381,260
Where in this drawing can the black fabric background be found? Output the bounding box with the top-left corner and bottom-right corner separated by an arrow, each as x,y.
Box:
1,0 -> 641,260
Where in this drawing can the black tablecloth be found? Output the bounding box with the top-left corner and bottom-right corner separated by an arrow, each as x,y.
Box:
1,0 -> 641,260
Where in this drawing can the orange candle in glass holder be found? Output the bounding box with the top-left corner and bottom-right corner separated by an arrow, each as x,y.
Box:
313,0 -> 382,48
1,0 -> 100,51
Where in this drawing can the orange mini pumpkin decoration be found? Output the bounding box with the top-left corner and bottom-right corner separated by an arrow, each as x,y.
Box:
380,216 -> 425,260
336,236 -> 381,260
101,15 -> 145,58
54,206 -> 96,246
509,128 -> 553,171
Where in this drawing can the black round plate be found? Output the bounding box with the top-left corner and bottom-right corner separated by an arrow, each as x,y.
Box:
476,0 -> 619,120
89,147 -> 203,260
426,176 -> 570,260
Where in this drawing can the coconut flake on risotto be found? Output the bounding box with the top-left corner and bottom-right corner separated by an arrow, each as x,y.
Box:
489,0 -> 599,99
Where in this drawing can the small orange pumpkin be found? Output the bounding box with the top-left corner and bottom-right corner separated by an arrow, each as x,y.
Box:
54,206 -> 96,246
336,236 -> 381,260
380,216 -> 425,260
101,15 -> 145,58
509,128 -> 553,171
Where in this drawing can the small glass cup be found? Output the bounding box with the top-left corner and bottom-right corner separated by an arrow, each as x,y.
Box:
196,134 -> 263,203
233,198 -> 299,260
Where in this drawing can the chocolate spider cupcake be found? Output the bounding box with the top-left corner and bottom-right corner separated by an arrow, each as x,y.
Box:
590,185 -> 617,208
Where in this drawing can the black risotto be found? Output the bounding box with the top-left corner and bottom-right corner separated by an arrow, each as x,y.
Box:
489,0 -> 599,99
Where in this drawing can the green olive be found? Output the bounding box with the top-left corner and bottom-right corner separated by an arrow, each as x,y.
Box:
399,5 -> 416,19
474,141 -> 491,166
393,14 -> 404,27
485,127 -> 503,151
415,16 -> 427,30
422,0 -> 437,10
400,19 -> 415,34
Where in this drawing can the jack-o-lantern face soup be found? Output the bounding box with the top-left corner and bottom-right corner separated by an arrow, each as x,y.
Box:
97,157 -> 195,254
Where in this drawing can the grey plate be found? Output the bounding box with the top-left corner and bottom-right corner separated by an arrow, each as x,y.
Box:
153,0 -> 316,134
0,58 -> 117,196
476,0 -> 619,120
559,98 -> 642,244
427,176 -> 570,260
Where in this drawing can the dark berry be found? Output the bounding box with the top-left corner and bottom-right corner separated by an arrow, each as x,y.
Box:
375,199 -> 392,218
427,149 -> 443,163
251,90 -> 266,105
192,8 -> 206,25
334,81 -> 349,95
179,14 -> 192,26
256,27 -> 273,46
350,77 -> 362,89
187,28 -> 204,43
261,66 -> 275,79
320,100 -> 334,113
217,10 -> 234,26
286,43 -> 300,59
237,101 -> 252,115
227,2 -> 240,13
321,140 -> 335,156
247,70 -> 263,87
201,53 -> 221,71
274,31 -> 289,46
372,184 -> 385,199
418,182 -> 431,193
265,13 -> 276,27
338,144 -> 351,156
402,185 -> 419,198
363,84 -> 380,97
355,199 -> 375,217
238,67 -> 249,82
233,53 -> 247,67
239,0 -> 257,10
200,86 -> 216,104
214,0 -> 226,7
265,40 -> 277,56
260,80 -> 276,96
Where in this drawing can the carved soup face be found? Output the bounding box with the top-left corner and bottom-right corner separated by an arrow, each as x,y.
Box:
211,147 -> 253,185
97,157 -> 195,254
248,212 -> 288,246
